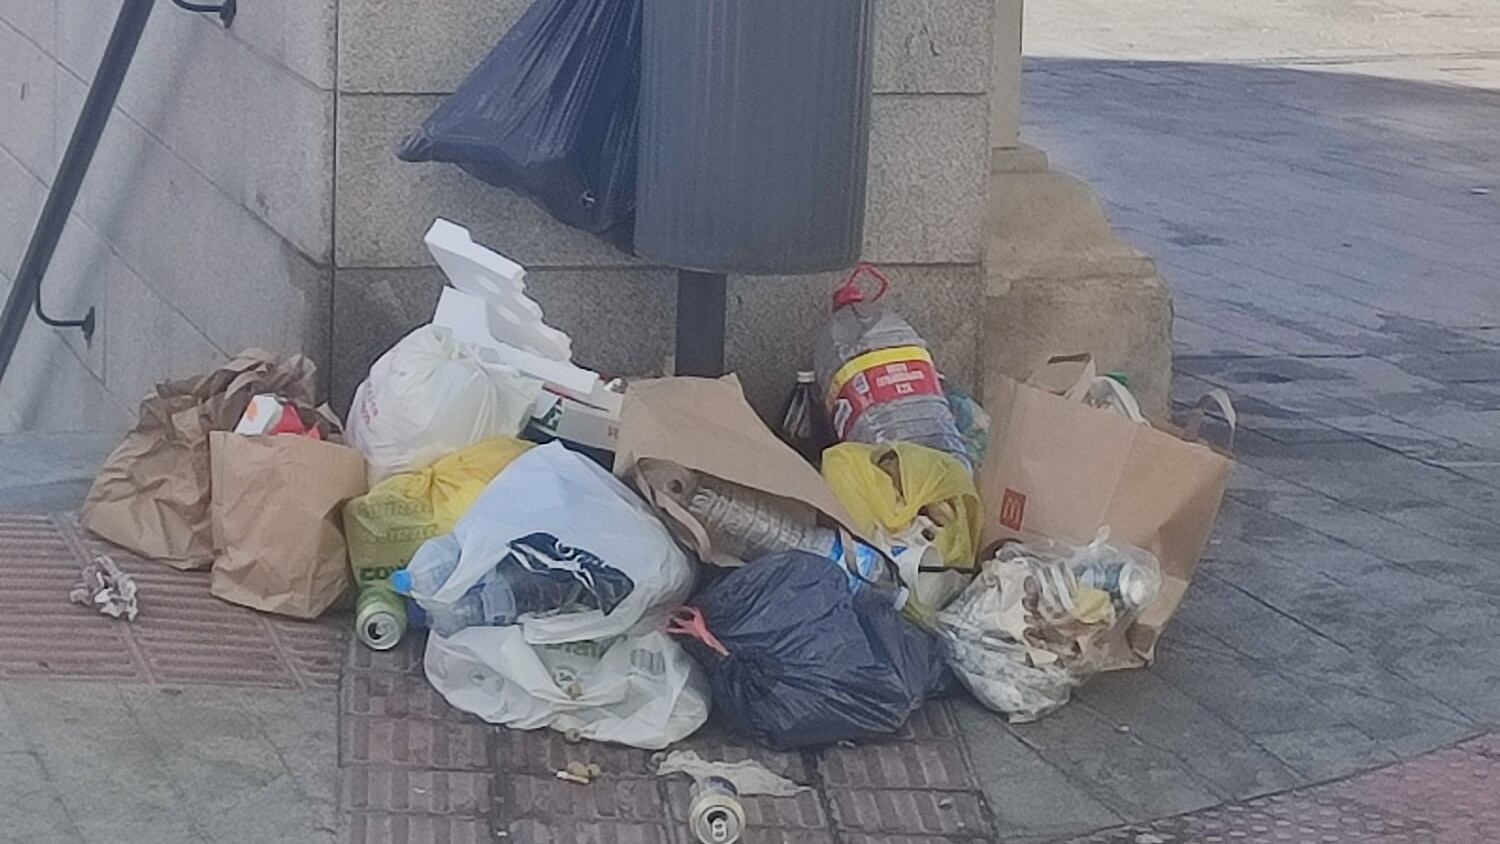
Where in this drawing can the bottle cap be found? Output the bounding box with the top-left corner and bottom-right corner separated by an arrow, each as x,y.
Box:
390,570 -> 413,595
796,370 -> 816,384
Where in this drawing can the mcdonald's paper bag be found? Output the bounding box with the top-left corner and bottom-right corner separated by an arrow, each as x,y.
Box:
979,357 -> 1235,668
209,432 -> 367,619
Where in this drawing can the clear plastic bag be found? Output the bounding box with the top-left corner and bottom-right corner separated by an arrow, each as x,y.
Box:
936,530 -> 1161,723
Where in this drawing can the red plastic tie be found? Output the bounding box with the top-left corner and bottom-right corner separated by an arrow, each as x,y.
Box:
833,262 -> 891,309
665,606 -> 729,657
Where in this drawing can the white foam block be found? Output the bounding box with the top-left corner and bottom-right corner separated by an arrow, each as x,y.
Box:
424,218 -> 572,361
433,287 -> 603,403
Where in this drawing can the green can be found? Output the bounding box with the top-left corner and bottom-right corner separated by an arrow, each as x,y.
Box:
355,587 -> 407,651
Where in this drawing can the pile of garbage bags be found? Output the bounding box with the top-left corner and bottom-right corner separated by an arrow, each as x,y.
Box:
76,214 -> 1237,752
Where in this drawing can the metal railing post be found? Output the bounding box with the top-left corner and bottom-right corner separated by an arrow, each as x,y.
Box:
0,0 -> 158,386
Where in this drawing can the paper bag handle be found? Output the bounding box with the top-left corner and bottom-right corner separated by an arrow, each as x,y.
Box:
1030,353 -> 1098,402
1183,389 -> 1237,449
1085,374 -> 1148,423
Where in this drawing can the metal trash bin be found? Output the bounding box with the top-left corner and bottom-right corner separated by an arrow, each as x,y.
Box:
635,0 -> 878,275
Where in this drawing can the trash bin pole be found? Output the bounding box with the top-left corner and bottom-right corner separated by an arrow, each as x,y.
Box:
675,270 -> 727,377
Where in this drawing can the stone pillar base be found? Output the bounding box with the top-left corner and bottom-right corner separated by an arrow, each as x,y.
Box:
983,144 -> 1173,417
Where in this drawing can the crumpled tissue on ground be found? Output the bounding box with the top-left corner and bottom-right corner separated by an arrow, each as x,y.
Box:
69,555 -> 139,621
654,750 -> 809,797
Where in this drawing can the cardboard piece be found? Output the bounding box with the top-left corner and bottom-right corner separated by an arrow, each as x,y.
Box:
614,376 -> 875,565
209,431 -> 368,619
81,351 -> 319,568
529,391 -> 621,452
978,357 -> 1235,668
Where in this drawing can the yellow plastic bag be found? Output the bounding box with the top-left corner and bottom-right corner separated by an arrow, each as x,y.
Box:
343,438 -> 532,587
822,442 -> 981,569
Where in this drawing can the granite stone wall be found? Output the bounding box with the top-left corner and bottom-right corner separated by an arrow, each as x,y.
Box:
0,0 -> 990,428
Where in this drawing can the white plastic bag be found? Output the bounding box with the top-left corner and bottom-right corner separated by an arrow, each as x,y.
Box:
417,442 -> 695,644
346,324 -> 542,483
425,627 -> 710,749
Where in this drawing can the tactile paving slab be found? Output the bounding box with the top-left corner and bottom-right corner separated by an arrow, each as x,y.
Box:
340,632 -> 1005,844
0,513 -> 343,688
1068,734 -> 1500,844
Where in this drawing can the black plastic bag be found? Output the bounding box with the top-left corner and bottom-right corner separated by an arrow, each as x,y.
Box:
673,552 -> 951,751
398,0 -> 640,241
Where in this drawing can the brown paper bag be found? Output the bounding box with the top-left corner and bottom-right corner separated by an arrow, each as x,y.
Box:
82,351 -> 318,568
209,431 -> 368,619
614,376 -> 878,566
979,356 -> 1236,668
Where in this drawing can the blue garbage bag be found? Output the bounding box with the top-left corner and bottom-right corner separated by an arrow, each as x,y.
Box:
398,0 -> 640,243
674,551 -> 951,750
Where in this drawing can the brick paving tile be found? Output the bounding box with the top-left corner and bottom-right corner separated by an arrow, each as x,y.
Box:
889,699 -> 963,742
662,777 -> 830,829
843,836 -> 997,844
503,818 -> 669,844
348,636 -> 426,675
708,830 -> 837,844
492,726 -> 658,779
342,715 -> 491,770
828,789 -> 992,838
343,669 -> 473,722
344,813 -> 492,844
821,741 -> 978,791
499,772 -> 667,823
344,768 -> 492,816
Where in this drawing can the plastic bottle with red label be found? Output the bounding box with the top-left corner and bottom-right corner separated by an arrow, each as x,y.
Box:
813,264 -> 971,471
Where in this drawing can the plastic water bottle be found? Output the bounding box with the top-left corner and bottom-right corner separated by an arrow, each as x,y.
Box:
391,535 -> 583,635
654,465 -> 839,561
648,465 -> 904,602
392,535 -> 462,596
813,264 -> 970,470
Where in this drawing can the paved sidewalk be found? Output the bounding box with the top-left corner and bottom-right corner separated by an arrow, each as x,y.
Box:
5,2 -> 1500,842
1008,0 -> 1500,839
1072,734 -> 1500,843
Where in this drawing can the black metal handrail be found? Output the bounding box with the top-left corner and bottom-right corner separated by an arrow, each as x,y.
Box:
0,0 -> 233,387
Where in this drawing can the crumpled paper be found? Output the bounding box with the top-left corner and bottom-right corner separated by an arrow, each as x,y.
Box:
69,555 -> 139,620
